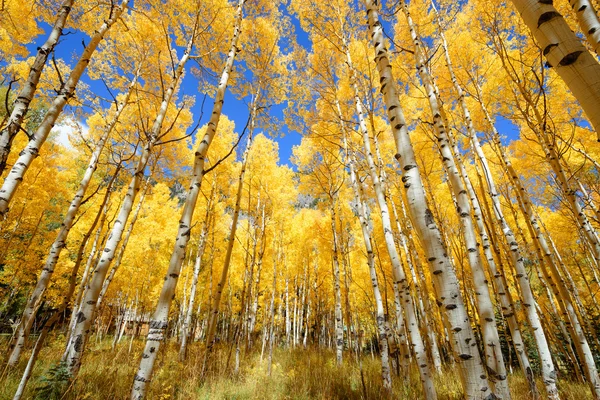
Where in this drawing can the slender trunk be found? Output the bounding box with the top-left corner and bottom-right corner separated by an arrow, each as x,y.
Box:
203,84 -> 255,362
10,171 -> 119,399
132,5 -> 245,397
330,197 -> 344,366
247,204 -> 266,350
96,173 -> 151,309
342,133 -> 392,391
402,5 -> 509,397
363,2 -> 492,398
0,1 -> 128,217
0,0 -> 75,174
62,166 -> 119,356
179,184 -> 215,361
65,26 -> 190,377
7,71 -> 140,367
475,90 -> 560,399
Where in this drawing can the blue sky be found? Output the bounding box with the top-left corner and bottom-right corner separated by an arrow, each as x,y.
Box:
30,12 -> 310,168
25,5 -> 520,171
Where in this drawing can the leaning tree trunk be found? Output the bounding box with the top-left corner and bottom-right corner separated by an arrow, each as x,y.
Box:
11,163 -> 121,400
492,42 -> 600,395
475,87 -> 560,399
64,144 -> 151,376
131,4 -> 245,396
363,1 -> 493,398
62,165 -> 120,354
510,131 -> 600,399
0,0 -> 75,175
401,5 -> 510,397
179,183 -> 215,361
342,132 -> 392,391
430,5 -> 536,391
340,38 -> 438,395
509,0 -> 600,141
372,133 -> 443,375
96,172 -> 152,309
0,1 -> 128,218
569,0 -> 600,54
63,29 -> 190,378
6,69 -> 140,367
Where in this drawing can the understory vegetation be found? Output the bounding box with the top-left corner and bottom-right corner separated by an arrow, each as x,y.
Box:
0,336 -> 591,400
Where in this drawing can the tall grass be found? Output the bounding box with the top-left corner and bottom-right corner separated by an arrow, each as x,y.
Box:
0,335 -> 592,399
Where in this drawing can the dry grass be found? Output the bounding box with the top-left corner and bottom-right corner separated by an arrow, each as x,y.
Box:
0,335 -> 592,399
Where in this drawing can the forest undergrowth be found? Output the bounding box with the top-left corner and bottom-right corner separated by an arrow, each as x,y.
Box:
0,336 -> 591,400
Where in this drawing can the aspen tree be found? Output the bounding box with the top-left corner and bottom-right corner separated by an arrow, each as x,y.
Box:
472,80 -> 561,399
430,1 -> 536,393
10,159 -> 122,400
96,174 -> 152,309
6,68 -> 141,367
372,132 -> 444,375
363,1 -> 493,398
509,0 -> 600,141
330,195 -> 345,365
64,24 -> 195,376
568,0 -> 600,54
341,129 -> 392,390
0,0 -> 75,174
204,97 -> 255,361
401,2 -> 510,397
339,37 -> 437,396
246,201 -> 267,350
491,30 -> 600,396
132,4 -> 246,395
179,182 -> 216,361
0,1 -> 129,218
62,170 -> 118,355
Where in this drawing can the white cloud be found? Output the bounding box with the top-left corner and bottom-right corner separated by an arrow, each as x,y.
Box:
51,119 -> 89,150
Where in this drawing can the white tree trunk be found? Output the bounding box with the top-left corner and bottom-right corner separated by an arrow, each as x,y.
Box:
569,0 -> 600,53
401,6 -> 510,397
63,180 -> 114,360
430,5 -> 536,389
510,0 -> 600,141
131,5 -> 245,397
0,1 -> 128,217
6,69 -> 140,367
363,2 -> 492,398
0,0 -> 75,174
96,173 -> 151,309
476,93 -> 560,399
330,199 -> 344,366
342,131 -> 392,391
64,27 -> 189,377
340,41 -> 437,394
179,183 -> 214,361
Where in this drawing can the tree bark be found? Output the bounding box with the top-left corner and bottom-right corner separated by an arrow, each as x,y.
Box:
342,131 -> 392,391
569,0 -> 600,54
179,183 -> 215,361
510,0 -> 600,141
132,4 -> 245,397
401,6 -> 510,397
475,89 -> 560,399
6,69 -> 140,367
64,24 -> 190,377
0,1 -> 128,217
363,2 -> 493,398
0,0 -> 75,174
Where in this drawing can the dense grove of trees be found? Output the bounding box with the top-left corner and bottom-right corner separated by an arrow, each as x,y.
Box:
1,0 -> 600,399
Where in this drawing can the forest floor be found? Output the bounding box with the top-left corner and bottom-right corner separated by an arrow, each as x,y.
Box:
0,335 -> 592,399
